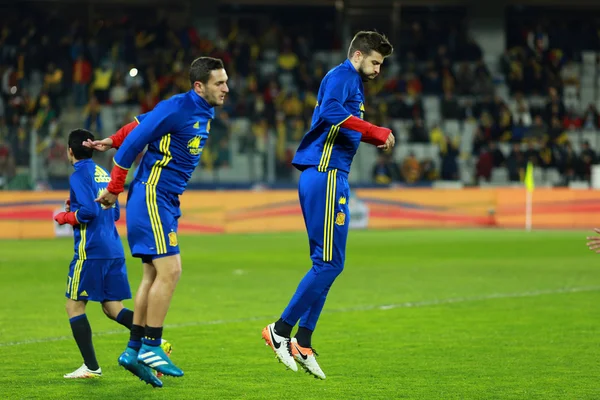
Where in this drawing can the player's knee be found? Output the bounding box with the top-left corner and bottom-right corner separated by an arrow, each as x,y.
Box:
166,263 -> 182,283
159,261 -> 182,283
101,303 -> 114,319
65,299 -> 85,318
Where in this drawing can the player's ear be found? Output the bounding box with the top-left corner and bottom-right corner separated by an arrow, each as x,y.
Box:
193,81 -> 204,94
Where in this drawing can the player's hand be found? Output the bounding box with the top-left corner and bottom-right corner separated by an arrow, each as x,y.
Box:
64,199 -> 71,212
83,137 -> 113,152
377,131 -> 395,151
95,189 -> 118,209
54,212 -> 68,225
586,228 -> 600,253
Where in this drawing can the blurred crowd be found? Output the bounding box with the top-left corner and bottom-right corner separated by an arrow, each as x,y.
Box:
1,6 -> 600,188
372,9 -> 600,186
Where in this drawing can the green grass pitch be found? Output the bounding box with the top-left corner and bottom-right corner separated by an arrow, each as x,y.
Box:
0,229 -> 599,399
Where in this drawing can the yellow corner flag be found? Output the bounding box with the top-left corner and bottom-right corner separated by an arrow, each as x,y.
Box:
524,161 -> 535,192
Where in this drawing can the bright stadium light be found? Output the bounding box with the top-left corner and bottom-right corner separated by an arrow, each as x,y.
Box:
10,86 -> 17,94
129,68 -> 138,77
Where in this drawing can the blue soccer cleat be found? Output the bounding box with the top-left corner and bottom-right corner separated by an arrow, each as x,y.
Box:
118,347 -> 163,388
138,343 -> 184,377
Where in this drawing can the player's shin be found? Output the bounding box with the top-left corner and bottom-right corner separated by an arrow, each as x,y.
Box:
69,314 -> 100,371
145,255 -> 181,327
136,255 -> 184,377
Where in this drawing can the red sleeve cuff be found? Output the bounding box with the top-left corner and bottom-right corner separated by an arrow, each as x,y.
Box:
110,120 -> 140,149
65,212 -> 79,226
106,164 -> 129,195
340,116 -> 389,146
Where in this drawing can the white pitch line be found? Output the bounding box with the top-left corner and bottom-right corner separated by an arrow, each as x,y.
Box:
1,286 -> 598,348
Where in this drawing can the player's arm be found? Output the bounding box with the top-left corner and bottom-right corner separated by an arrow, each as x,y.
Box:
320,75 -> 391,147
106,101 -> 180,196
55,174 -> 99,226
83,114 -> 148,151
114,200 -> 121,222
110,119 -> 139,149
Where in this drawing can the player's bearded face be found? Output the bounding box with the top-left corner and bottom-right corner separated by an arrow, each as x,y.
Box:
200,69 -> 229,107
358,51 -> 384,82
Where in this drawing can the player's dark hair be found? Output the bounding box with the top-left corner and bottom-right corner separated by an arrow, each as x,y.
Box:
347,31 -> 393,59
68,129 -> 94,160
189,57 -> 225,85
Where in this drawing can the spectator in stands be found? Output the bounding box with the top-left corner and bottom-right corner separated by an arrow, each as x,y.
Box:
510,92 -> 532,127
388,93 -> 409,119
462,98 -> 476,120
581,103 -> 599,130
0,117 -> 7,140
277,37 -> 299,75
560,60 -> 580,87
43,63 -> 63,116
91,61 -> 113,104
410,118 -> 429,143
544,87 -> 565,123
527,24 -> 549,55
526,115 -> 547,142
512,118 -> 530,143
559,142 -> 579,184
441,90 -> 462,120
488,141 -> 506,168
440,66 -> 455,94
496,104 -> 514,141
8,113 -> 28,167
214,138 -> 231,169
563,107 -> 583,130
406,72 -> 423,97
83,96 -> 102,134
579,140 -> 597,182
455,63 -> 475,95
0,139 -> 15,187
422,62 -> 442,95
506,143 -> 525,182
524,140 -> 541,166
548,116 -> 568,144
372,154 -> 398,185
475,145 -> 493,183
401,152 -> 421,184
429,123 -> 445,148
72,54 -> 92,107
420,158 -> 437,182
538,138 -> 556,170
439,136 -> 459,181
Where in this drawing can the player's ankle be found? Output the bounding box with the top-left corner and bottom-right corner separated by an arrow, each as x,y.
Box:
127,340 -> 142,350
143,325 -> 163,346
294,326 -> 313,348
274,319 -> 293,337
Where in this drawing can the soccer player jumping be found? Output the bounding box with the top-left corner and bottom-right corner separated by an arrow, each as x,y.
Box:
85,57 -> 228,387
262,31 -> 395,379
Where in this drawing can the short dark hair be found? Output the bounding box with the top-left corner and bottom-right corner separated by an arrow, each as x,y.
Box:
189,57 -> 225,86
68,129 -> 94,160
347,31 -> 393,59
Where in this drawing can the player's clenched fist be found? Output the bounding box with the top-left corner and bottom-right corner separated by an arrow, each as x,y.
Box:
95,189 -> 118,209
377,130 -> 395,151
